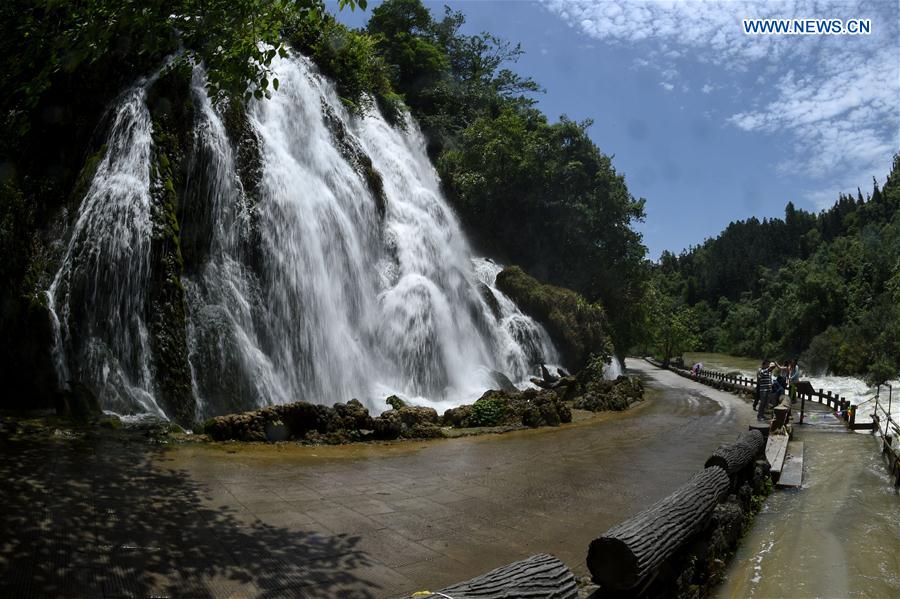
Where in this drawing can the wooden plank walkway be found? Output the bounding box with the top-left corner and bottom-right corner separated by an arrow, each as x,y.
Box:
765,434 -> 789,477
777,442 -> 804,488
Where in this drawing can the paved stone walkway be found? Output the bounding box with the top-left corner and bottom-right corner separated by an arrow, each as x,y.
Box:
1,360 -> 755,598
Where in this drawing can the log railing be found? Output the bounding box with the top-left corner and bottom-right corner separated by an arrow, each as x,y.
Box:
407,425 -> 769,597
649,357 -> 899,486
586,429 -> 767,592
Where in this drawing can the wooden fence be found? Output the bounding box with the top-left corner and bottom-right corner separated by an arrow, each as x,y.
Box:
648,357 -> 899,487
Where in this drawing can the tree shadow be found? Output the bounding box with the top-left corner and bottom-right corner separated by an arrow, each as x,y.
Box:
0,428 -> 379,598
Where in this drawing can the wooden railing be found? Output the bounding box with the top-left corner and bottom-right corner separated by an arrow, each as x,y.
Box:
646,357 -> 899,487
871,385 -> 900,487
650,359 -> 868,429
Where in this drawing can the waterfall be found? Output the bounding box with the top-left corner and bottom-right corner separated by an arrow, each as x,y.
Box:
48,54 -> 561,419
46,84 -> 165,417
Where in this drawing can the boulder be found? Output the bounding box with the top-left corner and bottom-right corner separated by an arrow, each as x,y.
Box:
264,420 -> 289,442
540,364 -> 558,383
373,410 -> 402,440
396,406 -> 439,427
373,406 -> 439,439
334,399 -> 374,430
495,266 -> 612,370
490,370 -> 518,392
442,404 -> 474,428
276,401 -> 320,437
385,395 -> 407,410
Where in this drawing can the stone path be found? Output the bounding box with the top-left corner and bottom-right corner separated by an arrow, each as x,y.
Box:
0,360 -> 756,598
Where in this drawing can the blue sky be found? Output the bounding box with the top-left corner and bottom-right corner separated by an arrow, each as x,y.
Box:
330,0 -> 900,259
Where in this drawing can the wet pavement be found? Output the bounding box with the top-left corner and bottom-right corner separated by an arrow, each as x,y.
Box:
1,359 -> 757,598
717,411 -> 900,599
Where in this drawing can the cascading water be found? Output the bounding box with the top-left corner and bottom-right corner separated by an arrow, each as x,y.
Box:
48,54 -> 561,420
46,84 -> 165,417
186,54 -> 559,416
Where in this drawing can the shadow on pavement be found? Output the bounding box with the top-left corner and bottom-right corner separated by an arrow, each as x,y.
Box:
0,429 -> 376,598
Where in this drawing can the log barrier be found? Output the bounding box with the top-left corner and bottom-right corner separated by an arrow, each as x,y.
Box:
704,430 -> 765,475
586,466 -> 731,591
405,553 -> 577,599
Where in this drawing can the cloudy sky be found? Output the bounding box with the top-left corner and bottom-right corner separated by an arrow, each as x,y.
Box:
333,0 -> 899,259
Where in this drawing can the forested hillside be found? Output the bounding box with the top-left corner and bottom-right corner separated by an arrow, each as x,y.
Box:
649,156 -> 900,384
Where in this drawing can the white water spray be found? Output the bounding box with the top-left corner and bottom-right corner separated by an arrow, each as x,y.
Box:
46,85 -> 165,417
47,55 -> 561,419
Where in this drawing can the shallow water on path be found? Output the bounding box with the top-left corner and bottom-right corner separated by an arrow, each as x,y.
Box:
717,424 -> 900,598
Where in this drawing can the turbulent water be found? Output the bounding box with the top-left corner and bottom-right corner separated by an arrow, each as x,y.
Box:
692,354 -> 900,430
46,84 -> 165,417
48,55 -> 560,420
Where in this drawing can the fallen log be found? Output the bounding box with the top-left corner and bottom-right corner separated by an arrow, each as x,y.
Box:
703,430 -> 765,474
587,466 -> 730,591
405,553 -> 577,598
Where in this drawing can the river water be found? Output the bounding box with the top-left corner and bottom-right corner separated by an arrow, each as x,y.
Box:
684,353 -> 900,597
717,419 -> 900,598
684,352 -> 900,436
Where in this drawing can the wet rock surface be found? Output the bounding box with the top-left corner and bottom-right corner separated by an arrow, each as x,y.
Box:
201,356 -> 644,444
572,375 -> 644,412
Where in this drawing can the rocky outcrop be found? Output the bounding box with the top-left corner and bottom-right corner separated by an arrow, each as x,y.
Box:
572,374 -> 644,412
441,388 -> 572,429
203,398 -> 445,443
321,99 -> 387,218
202,357 -> 642,443
146,62 -> 196,427
495,266 -> 611,370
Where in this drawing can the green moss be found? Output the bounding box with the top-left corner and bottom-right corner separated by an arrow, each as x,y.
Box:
70,144 -> 107,206
470,393 -> 509,427
496,265 -> 612,369
144,64 -> 196,427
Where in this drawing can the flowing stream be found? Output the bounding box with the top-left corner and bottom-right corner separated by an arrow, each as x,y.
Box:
47,55 -> 560,420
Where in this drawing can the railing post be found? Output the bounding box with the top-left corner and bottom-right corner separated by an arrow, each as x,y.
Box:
799,389 -> 806,424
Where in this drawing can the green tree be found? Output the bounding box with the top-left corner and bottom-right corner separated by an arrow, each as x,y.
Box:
646,277 -> 699,366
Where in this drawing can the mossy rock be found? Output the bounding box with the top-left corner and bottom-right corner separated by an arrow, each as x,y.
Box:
495,266 -> 612,370
97,415 -> 122,430
469,392 -> 510,427
385,395 -> 407,410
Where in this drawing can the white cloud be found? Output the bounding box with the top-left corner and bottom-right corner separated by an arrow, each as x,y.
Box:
541,0 -> 900,207
660,81 -> 675,91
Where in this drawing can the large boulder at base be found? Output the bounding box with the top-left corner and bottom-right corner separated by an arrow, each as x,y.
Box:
334,399 -> 374,431
519,388 -> 572,427
385,395 -> 407,410
570,356 -> 644,412
495,266 -> 612,370
373,405 -> 440,439
442,404 -> 474,428
441,388 -> 571,429
204,398 -> 377,442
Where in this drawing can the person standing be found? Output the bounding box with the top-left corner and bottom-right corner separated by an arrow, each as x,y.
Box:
788,359 -> 800,403
756,360 -> 774,421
